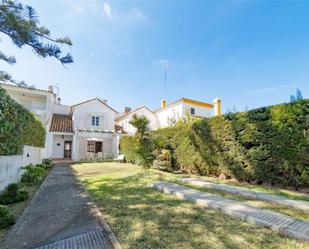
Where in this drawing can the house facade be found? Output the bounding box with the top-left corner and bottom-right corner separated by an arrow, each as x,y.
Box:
116,97 -> 221,134
1,83 -> 120,161
116,106 -> 159,134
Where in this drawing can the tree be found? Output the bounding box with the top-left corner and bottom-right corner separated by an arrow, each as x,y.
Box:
0,0 -> 73,85
290,89 -> 303,103
129,114 -> 155,168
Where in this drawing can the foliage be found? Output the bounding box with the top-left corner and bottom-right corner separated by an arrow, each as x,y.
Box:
42,158 -> 52,168
0,87 -> 45,155
290,89 -> 303,103
0,205 -> 14,228
0,0 -> 73,84
129,114 -> 156,168
0,183 -> 28,204
120,100 -> 309,188
21,164 -> 45,184
120,135 -> 138,163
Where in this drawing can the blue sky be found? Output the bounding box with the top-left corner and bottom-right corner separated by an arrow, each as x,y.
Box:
1,0 -> 309,113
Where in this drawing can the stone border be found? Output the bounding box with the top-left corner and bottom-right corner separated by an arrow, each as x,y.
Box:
181,177 -> 309,211
151,181 -> 309,241
73,167 -> 123,249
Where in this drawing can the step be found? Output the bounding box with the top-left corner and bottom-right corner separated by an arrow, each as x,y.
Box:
151,181 -> 309,241
181,177 -> 309,212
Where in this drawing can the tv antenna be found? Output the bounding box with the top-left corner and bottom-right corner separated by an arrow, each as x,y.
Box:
160,60 -> 169,88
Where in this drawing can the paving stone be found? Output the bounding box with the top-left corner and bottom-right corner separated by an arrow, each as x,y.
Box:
152,181 -> 309,241
181,177 -> 309,211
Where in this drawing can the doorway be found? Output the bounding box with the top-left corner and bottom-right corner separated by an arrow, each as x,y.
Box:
64,141 -> 72,158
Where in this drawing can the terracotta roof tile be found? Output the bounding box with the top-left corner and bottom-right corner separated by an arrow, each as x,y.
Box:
50,114 -> 73,133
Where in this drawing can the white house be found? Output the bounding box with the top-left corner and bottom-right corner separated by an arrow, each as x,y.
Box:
116,97 -> 222,133
116,106 -> 159,134
1,83 -> 120,161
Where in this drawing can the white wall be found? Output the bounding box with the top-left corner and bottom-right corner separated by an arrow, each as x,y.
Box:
156,102 -> 184,128
72,99 -> 116,132
76,131 -> 118,160
53,104 -> 71,115
0,146 -> 44,191
182,102 -> 212,118
118,107 -> 159,134
52,134 -> 73,158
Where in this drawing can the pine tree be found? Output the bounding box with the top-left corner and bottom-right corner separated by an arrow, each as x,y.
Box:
0,0 -> 73,85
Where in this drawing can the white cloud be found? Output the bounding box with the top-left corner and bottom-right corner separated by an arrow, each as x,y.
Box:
103,3 -> 112,18
246,83 -> 297,96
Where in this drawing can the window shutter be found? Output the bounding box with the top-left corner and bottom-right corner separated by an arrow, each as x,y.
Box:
100,115 -> 104,130
87,114 -> 92,129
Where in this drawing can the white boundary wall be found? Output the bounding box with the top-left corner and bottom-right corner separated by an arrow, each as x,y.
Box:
0,146 -> 45,191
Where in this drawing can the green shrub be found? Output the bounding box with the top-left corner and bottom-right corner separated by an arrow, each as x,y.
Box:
42,158 -> 52,168
120,100 -> 309,188
0,87 -> 46,155
0,205 -> 14,228
21,164 -> 45,184
120,135 -> 139,163
0,183 -> 29,205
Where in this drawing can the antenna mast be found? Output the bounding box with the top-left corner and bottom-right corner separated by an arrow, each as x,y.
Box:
160,60 -> 169,89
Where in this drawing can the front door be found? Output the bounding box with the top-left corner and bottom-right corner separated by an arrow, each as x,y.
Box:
64,141 -> 72,158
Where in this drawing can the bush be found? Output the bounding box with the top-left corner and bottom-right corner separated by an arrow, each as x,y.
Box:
120,100 -> 309,189
21,164 -> 45,184
0,205 -> 14,228
42,158 -> 52,168
0,183 -> 29,205
0,87 -> 46,155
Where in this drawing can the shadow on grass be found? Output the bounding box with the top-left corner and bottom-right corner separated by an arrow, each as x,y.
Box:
82,170 -> 306,249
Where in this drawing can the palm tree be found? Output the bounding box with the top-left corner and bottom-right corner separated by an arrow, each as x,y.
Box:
129,114 -> 155,168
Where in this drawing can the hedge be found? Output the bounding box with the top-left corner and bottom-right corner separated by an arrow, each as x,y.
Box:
120,100 -> 309,189
0,87 -> 46,155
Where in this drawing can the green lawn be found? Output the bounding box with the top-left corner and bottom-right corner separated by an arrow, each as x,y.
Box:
177,182 -> 309,221
197,175 -> 309,202
73,162 -> 309,249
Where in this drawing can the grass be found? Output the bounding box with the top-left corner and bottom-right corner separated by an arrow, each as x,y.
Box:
196,175 -> 309,202
0,167 -> 51,243
177,182 -> 309,221
74,162 -> 309,249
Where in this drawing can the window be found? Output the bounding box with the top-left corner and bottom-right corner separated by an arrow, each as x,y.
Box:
91,116 -> 100,127
95,142 -> 102,153
87,141 -> 95,152
190,107 -> 195,115
87,141 -> 102,153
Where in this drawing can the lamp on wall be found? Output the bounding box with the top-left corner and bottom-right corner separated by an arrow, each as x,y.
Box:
62,135 -> 64,139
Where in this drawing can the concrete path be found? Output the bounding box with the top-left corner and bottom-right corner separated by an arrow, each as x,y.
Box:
181,177 -> 309,211
1,164 -> 114,249
152,181 -> 309,241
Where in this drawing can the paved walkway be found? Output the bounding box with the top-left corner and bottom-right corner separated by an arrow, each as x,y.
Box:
152,181 -> 309,241
1,164 -> 114,249
181,177 -> 309,211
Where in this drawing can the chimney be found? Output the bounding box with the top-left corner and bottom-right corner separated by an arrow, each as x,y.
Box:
213,98 -> 222,116
161,99 -> 166,108
48,85 -> 53,93
124,107 -> 132,113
